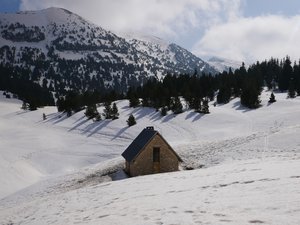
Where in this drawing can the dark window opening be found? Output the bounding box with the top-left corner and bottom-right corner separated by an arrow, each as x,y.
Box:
153,147 -> 160,162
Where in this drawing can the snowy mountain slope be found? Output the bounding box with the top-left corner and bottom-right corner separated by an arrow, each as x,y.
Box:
1,158 -> 300,225
0,7 -> 131,52
0,91 -> 300,224
123,32 -> 216,76
208,56 -> 244,72
0,93 -> 122,198
0,91 -> 251,198
0,8 -> 217,95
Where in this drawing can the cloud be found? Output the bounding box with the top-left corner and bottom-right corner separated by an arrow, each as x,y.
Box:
20,0 -> 300,63
193,15 -> 300,63
19,0 -> 243,38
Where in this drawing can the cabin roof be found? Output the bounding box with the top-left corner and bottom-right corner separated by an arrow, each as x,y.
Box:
122,127 -> 157,162
121,127 -> 182,162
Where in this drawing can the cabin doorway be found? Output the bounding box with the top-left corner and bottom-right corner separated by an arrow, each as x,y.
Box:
153,147 -> 160,173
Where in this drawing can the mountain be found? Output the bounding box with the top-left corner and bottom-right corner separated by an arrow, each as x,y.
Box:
121,32 -> 215,76
0,7 -> 217,103
208,56 -> 243,72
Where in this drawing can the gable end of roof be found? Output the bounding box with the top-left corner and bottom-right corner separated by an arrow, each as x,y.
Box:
121,128 -> 183,162
121,128 -> 157,162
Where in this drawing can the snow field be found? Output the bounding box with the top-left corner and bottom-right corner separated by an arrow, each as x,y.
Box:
0,90 -> 300,224
1,158 -> 300,225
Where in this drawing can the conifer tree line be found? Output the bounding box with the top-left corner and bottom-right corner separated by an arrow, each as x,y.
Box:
2,55 -> 300,113
56,90 -> 122,117
0,64 -> 55,109
128,56 -> 300,111
84,101 -> 119,121
127,74 -> 214,114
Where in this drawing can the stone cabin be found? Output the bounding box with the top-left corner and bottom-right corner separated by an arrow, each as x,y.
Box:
121,127 -> 182,177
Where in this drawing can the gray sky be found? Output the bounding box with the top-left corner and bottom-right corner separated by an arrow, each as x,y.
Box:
1,0 -> 300,63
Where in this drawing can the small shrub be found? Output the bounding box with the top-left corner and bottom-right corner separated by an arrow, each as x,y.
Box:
160,106 -> 167,116
127,114 -> 136,126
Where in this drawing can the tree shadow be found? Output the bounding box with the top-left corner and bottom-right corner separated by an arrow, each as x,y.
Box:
35,113 -> 54,124
86,120 -> 111,137
184,111 -> 204,121
192,113 -> 204,122
69,118 -> 90,132
48,113 -> 69,124
121,105 -> 133,114
111,126 -> 129,140
43,112 -> 59,122
43,112 -> 57,118
81,121 -> 99,134
162,113 -> 175,123
15,110 -> 30,115
185,111 -> 195,120
232,101 -> 252,112
133,107 -> 156,120
149,110 -> 161,122
122,105 -> 130,110
72,115 -> 86,124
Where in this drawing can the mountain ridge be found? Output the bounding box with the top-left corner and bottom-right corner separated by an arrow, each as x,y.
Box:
0,7 -> 217,101
208,56 -> 243,72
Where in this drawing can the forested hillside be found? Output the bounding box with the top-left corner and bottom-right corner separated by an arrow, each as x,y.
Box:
0,7 -> 216,109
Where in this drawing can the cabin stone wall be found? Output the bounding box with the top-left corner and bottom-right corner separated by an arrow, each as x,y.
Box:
129,134 -> 179,177
125,161 -> 130,173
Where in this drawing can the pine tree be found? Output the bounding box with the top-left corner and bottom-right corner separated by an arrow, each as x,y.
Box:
279,57 -> 293,91
160,106 -> 167,116
295,62 -> 300,95
94,113 -> 102,122
127,87 -> 140,107
85,104 -> 99,120
288,79 -> 296,98
240,76 -> 262,109
127,114 -> 136,126
217,86 -> 231,104
141,97 -> 150,107
66,109 -> 72,117
171,96 -> 183,114
102,101 -> 112,119
56,97 -> 65,112
129,96 -> 140,108
201,99 -> 210,114
192,98 -> 202,112
111,103 -> 119,120
268,92 -> 276,103
240,84 -> 261,109
21,101 -> 28,110
28,102 -> 37,111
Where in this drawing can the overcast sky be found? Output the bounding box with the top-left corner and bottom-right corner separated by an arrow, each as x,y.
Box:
1,0 -> 300,63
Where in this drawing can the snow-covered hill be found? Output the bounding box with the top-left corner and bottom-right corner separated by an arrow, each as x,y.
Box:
208,56 -> 244,72
122,32 -> 215,76
0,7 -> 217,94
2,158 -> 300,225
0,91 -> 300,224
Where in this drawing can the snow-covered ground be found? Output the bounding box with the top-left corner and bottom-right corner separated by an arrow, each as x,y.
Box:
0,90 -> 300,224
